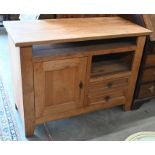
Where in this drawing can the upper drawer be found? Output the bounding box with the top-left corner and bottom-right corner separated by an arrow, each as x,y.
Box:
89,77 -> 129,95
142,67 -> 155,83
145,54 -> 155,68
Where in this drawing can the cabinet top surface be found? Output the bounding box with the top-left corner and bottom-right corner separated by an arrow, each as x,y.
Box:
4,17 -> 151,47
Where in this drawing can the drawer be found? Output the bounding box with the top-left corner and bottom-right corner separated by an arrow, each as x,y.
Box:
138,83 -> 155,99
88,77 -> 128,106
88,90 -> 127,105
142,68 -> 155,82
89,77 -> 129,95
145,55 -> 155,68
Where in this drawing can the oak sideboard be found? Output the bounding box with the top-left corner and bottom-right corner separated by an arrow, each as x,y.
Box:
4,17 -> 151,137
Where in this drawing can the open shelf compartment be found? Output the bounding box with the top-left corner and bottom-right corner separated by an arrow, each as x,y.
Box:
91,51 -> 134,79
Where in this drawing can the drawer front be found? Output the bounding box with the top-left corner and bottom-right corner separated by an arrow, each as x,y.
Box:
138,83 -> 155,99
88,90 -> 127,105
89,77 -> 129,95
88,77 -> 128,106
145,55 -> 155,68
142,68 -> 155,82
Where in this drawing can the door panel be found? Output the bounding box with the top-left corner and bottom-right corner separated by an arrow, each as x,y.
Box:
34,57 -> 87,118
45,68 -> 76,106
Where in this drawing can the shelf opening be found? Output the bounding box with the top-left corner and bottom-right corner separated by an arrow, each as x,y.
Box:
91,51 -> 134,78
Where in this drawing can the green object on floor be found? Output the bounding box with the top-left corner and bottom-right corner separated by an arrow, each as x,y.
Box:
126,132 -> 155,141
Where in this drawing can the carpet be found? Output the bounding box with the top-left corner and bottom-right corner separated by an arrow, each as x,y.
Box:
0,75 -> 20,140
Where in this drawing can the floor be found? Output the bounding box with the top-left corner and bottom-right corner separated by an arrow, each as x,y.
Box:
1,27 -> 155,141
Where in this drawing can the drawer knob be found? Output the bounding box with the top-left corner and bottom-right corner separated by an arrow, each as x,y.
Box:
107,82 -> 113,88
105,96 -> 111,102
79,81 -> 83,89
148,85 -> 155,94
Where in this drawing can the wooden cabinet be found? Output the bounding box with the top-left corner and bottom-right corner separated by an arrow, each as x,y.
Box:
34,57 -> 87,119
32,37 -> 145,125
4,17 -> 150,136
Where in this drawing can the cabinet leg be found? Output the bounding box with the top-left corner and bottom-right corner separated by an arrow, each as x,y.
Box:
123,104 -> 131,112
25,125 -> 35,137
20,46 -> 35,138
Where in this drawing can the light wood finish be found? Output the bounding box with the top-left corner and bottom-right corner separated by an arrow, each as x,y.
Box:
91,60 -> 131,78
124,36 -> 146,111
89,77 -> 129,94
8,36 -> 24,121
88,77 -> 128,106
20,46 -> 35,136
5,17 -> 150,137
36,96 -> 124,125
88,90 -> 127,106
34,57 -> 87,118
90,71 -> 131,83
4,17 -> 151,47
8,36 -> 35,136
84,56 -> 92,107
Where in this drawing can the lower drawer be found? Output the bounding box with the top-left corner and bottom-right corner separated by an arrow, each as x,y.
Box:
88,90 -> 127,105
138,82 -> 155,99
88,76 -> 128,106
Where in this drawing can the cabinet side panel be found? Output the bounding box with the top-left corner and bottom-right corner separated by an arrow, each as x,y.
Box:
8,36 -> 24,122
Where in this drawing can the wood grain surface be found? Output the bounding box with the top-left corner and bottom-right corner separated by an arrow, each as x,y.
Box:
4,17 -> 151,47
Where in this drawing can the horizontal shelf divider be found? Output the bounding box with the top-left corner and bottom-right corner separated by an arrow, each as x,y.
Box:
32,39 -> 136,62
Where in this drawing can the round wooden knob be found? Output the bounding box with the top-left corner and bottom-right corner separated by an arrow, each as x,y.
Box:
105,96 -> 111,102
107,82 -> 113,88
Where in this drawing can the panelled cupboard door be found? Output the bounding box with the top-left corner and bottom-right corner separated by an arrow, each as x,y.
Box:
34,57 -> 87,118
